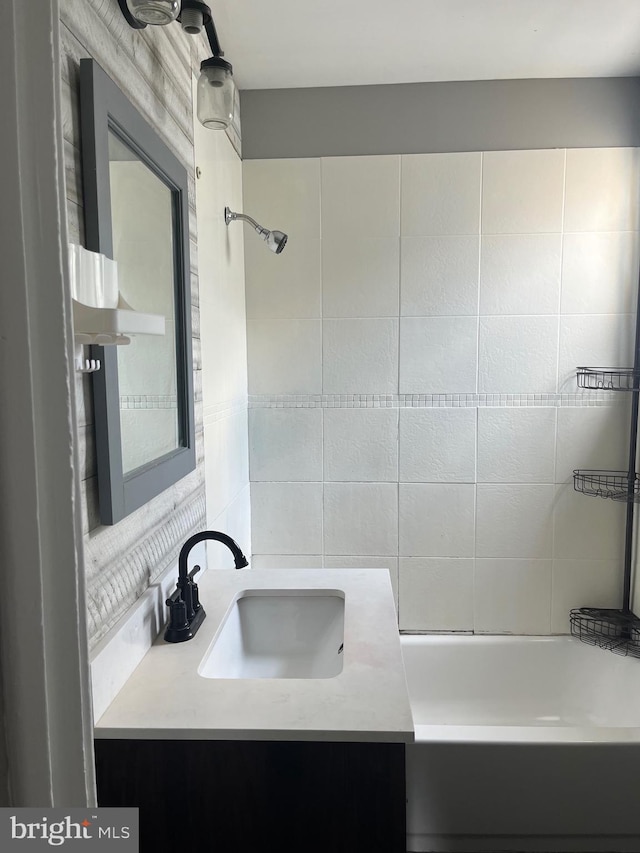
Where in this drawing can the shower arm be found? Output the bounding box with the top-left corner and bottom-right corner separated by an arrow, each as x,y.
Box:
224,208 -> 268,236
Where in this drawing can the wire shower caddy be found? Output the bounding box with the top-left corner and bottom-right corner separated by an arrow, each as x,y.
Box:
571,295 -> 640,658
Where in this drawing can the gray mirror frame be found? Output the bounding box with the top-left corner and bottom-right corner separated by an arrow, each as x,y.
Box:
79,59 -> 195,525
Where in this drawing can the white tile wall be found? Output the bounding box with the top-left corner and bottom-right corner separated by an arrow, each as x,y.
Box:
401,236 -> 479,316
207,486 -> 252,569
251,482 -> 323,554
478,316 -> 559,394
482,149 -> 565,234
400,316 -> 478,393
558,314 -> 634,391
564,148 -> 640,232
245,236 -> 321,320
323,236 -> 399,318
324,408 -> 398,482
243,158 -> 321,240
560,232 -> 638,315
555,405 -> 630,483
401,152 -> 481,236
480,234 -> 562,315
476,484 -> 555,559
244,148 -> 636,634
477,408 -> 556,483
551,559 -> 622,634
324,483 -> 398,556
399,484 -> 475,557
399,558 -> 474,631
321,155 -> 400,239
553,485 -> 625,561
399,408 -> 476,482
475,559 -> 552,634
204,410 -> 249,522
323,318 -> 399,394
247,319 -> 322,394
196,126 -> 251,560
249,408 -> 322,482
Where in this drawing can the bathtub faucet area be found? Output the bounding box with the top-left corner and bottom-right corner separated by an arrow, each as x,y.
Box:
164,530 -> 249,643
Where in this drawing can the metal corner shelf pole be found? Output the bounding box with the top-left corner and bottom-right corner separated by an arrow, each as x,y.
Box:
570,261 -> 640,657
622,273 -> 640,615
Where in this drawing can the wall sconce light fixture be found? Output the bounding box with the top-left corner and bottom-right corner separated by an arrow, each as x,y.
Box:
118,0 -> 236,130
225,207 -> 288,254
120,0 -> 180,27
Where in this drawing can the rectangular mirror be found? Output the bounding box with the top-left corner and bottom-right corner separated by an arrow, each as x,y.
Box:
80,59 -> 195,525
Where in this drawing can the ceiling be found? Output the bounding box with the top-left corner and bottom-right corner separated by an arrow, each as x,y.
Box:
213,0 -> 640,91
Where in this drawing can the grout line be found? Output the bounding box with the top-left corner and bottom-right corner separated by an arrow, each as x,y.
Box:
474,406 -> 479,543
321,407 -> 325,568
319,156 -> 325,398
473,141 -> 482,609
556,148 -> 567,396
397,158 -> 403,617
319,158 -> 326,570
397,155 -> 403,397
476,152 -> 483,397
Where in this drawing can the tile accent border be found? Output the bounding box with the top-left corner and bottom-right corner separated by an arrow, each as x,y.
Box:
249,392 -> 626,409
203,394 -> 249,426
120,394 -> 177,409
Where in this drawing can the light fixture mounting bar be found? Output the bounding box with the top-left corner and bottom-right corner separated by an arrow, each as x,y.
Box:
118,0 -> 222,53
204,16 -> 223,56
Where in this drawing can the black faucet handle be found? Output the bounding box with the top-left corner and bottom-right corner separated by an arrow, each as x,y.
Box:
166,587 -> 182,606
188,565 -> 202,613
165,596 -> 188,632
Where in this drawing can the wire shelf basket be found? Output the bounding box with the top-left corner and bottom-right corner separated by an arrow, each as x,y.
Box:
576,366 -> 640,391
570,608 -> 640,658
573,469 -> 640,503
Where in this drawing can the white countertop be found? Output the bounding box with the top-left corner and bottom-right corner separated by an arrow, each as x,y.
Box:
94,568 -> 414,743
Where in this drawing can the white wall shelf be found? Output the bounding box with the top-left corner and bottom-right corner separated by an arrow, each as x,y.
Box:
72,300 -> 165,346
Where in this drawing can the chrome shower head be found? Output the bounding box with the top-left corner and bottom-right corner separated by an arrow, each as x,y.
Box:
265,230 -> 288,254
224,207 -> 288,254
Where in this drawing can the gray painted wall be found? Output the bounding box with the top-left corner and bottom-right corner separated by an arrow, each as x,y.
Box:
241,77 -> 640,160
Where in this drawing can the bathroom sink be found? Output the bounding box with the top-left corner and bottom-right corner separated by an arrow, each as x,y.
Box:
198,589 -> 345,680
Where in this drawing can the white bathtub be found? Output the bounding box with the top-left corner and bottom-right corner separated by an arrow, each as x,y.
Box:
401,635 -> 640,853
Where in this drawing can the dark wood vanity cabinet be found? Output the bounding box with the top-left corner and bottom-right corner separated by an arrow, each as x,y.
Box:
95,738 -> 406,853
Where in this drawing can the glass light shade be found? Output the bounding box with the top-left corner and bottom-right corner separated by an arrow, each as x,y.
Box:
197,64 -> 235,130
126,0 -> 180,25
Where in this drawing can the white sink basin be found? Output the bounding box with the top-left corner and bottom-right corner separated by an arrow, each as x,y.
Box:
198,589 -> 345,680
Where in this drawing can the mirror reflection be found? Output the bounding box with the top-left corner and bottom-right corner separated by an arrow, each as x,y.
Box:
108,130 -> 180,474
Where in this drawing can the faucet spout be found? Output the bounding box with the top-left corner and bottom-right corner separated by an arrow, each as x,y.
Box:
178,530 -> 249,583
165,529 -> 249,643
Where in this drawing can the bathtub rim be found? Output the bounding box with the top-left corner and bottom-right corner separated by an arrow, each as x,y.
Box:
414,723 -> 640,744
401,633 -> 640,745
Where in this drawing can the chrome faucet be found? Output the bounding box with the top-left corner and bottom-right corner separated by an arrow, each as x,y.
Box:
164,530 -> 249,643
